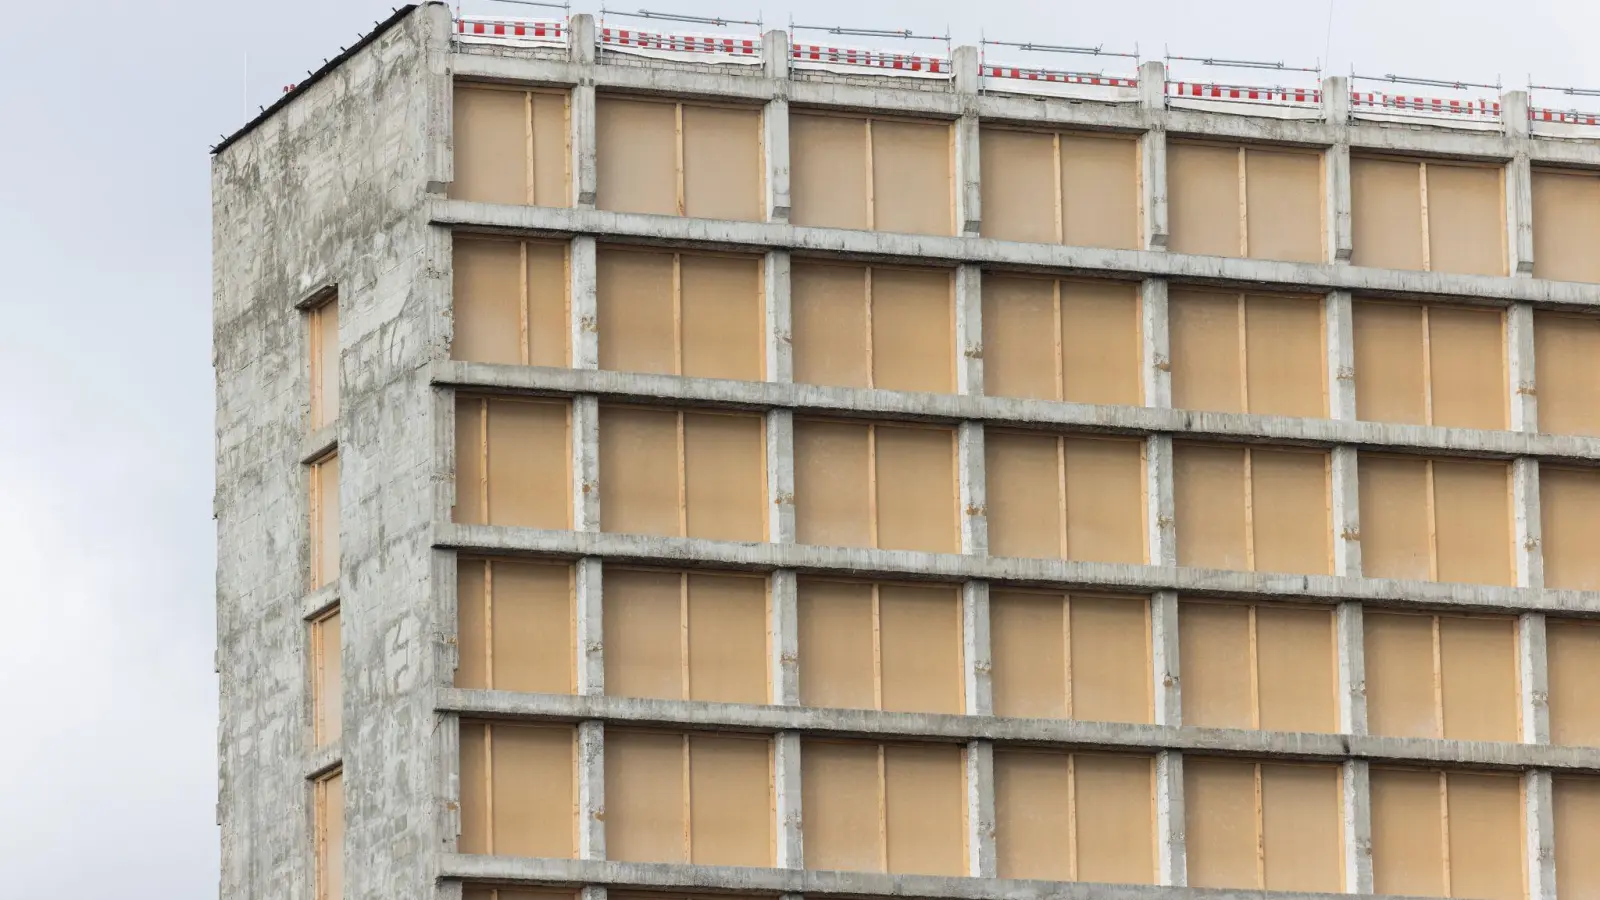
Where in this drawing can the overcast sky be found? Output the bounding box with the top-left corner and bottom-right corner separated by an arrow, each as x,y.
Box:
2,0 -> 1598,896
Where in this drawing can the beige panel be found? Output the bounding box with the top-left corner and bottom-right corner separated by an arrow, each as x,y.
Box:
1532,169 -> 1600,283
1260,764 -> 1343,892
686,574 -> 768,705
1064,437 -> 1147,565
457,563 -> 488,690
1370,768 -> 1446,897
1256,605 -> 1336,733
798,579 -> 877,710
1350,156 -> 1425,270
979,128 -> 1057,243
1173,443 -> 1248,570
981,275 -> 1057,401
883,743 -> 966,875
1555,776 -> 1600,896
486,399 -> 570,529
790,112 -> 870,230
595,96 -> 678,215
1534,312 -> 1600,436
682,412 -> 765,542
320,771 -> 344,900
1076,754 -> 1157,883
1548,619 -> 1600,746
871,118 -> 953,236
605,568 -> 684,701
1185,758 -> 1260,889
1245,148 -> 1324,263
1433,459 -> 1513,586
1168,143 -> 1242,257
1427,163 -> 1506,276
791,261 -> 870,389
1447,772 -> 1525,900
452,85 -> 528,205
985,430 -> 1063,560
874,425 -> 958,553
993,749 -> 1072,879
1071,595 -> 1152,724
1181,603 -> 1255,729
455,398 -> 486,525
989,590 -> 1066,719
526,242 -> 569,367
1358,456 -> 1432,581
1244,293 -> 1326,417
1365,612 -> 1440,739
879,584 -> 963,714
688,734 -> 772,866
493,724 -> 577,858
1352,301 -> 1427,425
600,406 -> 681,537
682,104 -> 761,222
1250,448 -> 1331,576
315,299 -> 340,426
315,611 -> 342,744
529,91 -> 570,207
316,454 -> 340,588
679,254 -> 763,381
492,561 -> 574,694
1061,279 -> 1142,406
452,237 -> 522,365
1061,133 -> 1141,250
1428,305 -> 1507,430
793,419 -> 872,548
871,267 -> 953,393
459,722 -> 490,853
597,247 -> 676,375
801,740 -> 884,872
1169,289 -> 1244,414
607,730 -> 687,863
1439,616 -> 1519,742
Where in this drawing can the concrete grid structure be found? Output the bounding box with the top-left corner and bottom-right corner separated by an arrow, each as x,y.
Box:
213,4 -> 1600,900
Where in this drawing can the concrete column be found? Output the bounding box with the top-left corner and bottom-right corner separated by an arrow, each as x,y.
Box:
1322,76 -> 1354,262
1146,435 -> 1177,567
955,265 -> 984,396
763,98 -> 791,222
1337,601 -> 1368,735
1141,279 -> 1172,408
1331,447 -> 1362,577
571,236 -> 598,370
774,731 -> 804,868
1520,611 -> 1551,744
966,740 -> 997,878
1514,458 -> 1544,590
959,422 -> 988,555
767,410 -> 796,544
962,582 -> 993,715
577,719 -> 605,860
1325,290 -> 1357,421
762,28 -> 790,80
1509,302 -> 1538,433
770,570 -> 800,706
572,395 -> 600,531
765,250 -> 793,383
1526,769 -> 1557,900
575,558 -> 604,695
953,46 -> 982,236
1503,90 -> 1536,277
1342,759 -> 1374,893
569,15 -> 598,208
1138,61 -> 1169,251
1155,749 -> 1186,886
1151,590 -> 1182,726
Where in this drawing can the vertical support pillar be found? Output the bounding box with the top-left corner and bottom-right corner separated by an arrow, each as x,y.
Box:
1138,60 -> 1169,251
1151,590 -> 1182,726
770,570 -> 800,706
953,46 -> 982,236
767,410 -> 796,544
959,422 -> 988,556
1331,447 -> 1363,578
774,731 -> 804,870
1146,435 -> 1176,568
1521,611 -> 1551,744
966,740 -> 997,878
1342,759 -> 1374,893
1509,302 -> 1538,433
1527,769 -> 1557,900
1141,279 -> 1171,409
1323,76 -> 1354,263
572,396 -> 600,532
1514,458 -> 1544,590
1337,601 -> 1367,735
963,582 -> 993,716
575,559 -> 604,696
1326,290 -> 1357,422
765,250 -> 793,383
571,236 -> 599,370
763,30 -> 791,222
569,16 -> 598,208
955,265 -> 984,396
1503,90 -> 1536,277
577,719 -> 605,860
1156,750 -> 1186,886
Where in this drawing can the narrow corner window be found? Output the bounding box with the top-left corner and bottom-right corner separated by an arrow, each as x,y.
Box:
309,295 -> 340,430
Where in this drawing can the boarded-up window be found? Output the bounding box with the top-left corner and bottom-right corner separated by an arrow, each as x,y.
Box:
994,749 -> 1155,882
1532,168 -> 1600,283
985,430 -> 1146,563
315,769 -> 344,900
596,96 -> 762,220
1534,311 -> 1600,436
982,275 -> 1141,405
1555,775 -> 1600,897
452,84 -> 569,207
309,295 -> 339,429
310,452 -> 340,589
459,721 -> 576,857
1167,142 -> 1324,263
798,579 -> 962,714
1359,455 -> 1513,585
1185,758 -> 1343,892
454,396 -> 571,529
1541,466 -> 1600,590
597,247 -> 763,381
802,739 -> 965,875
1371,768 -> 1525,900
1353,299 -> 1507,430
456,558 -> 574,693
793,419 -> 958,553
605,730 -> 773,866
1173,443 -> 1331,575
599,406 -> 766,541
1364,611 -> 1520,741
1169,288 -> 1327,417
311,608 -> 342,746
979,128 -> 1140,249
989,590 -> 1151,723
453,236 -> 569,367
1548,619 -> 1600,747
604,568 -> 768,705
792,261 -> 953,393
1180,600 -> 1337,733
790,111 -> 953,235
464,887 -> 578,900
1350,156 -> 1506,276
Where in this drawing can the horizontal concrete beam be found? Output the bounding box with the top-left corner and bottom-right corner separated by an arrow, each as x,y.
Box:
433,361 -> 1600,463
433,200 -> 1600,308
439,688 -> 1600,773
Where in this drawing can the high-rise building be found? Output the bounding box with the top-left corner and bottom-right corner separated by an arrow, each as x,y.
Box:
213,4 -> 1600,899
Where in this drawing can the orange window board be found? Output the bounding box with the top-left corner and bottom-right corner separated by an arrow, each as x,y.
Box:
1350,155 -> 1506,275
791,260 -> 954,393
452,83 -> 570,207
985,430 -> 1146,563
315,769 -> 344,900
1185,758 -> 1343,892
1364,611 -> 1520,741
1534,311 -> 1600,437
1167,142 -> 1324,263
1180,600 -> 1337,733
459,721 -> 576,857
605,729 -> 773,867
989,589 -> 1151,723
979,127 -> 1140,249
1352,299 -> 1507,430
993,748 -> 1155,882
309,296 -> 340,429
802,739 -> 966,875
791,111 -> 953,235
1371,767 -> 1525,900
311,452 -> 340,589
1547,619 -> 1600,747
1359,455 -> 1514,585
596,96 -> 762,220
464,887 -> 578,900
1541,466 -> 1600,590
1555,775 -> 1600,896
453,235 -> 569,367
596,246 -> 764,381
798,579 -> 963,714
603,567 -> 768,705
599,406 -> 766,542
793,419 -> 958,553
1172,443 -> 1331,575
454,396 -> 572,530
456,558 -> 575,694
982,274 -> 1142,405
1532,168 -> 1600,283
312,608 -> 342,746
1168,288 -> 1327,418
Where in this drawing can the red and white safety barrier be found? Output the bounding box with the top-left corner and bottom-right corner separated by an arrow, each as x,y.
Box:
983,64 -> 1137,88
455,17 -> 566,43
1531,108 -> 1600,127
599,27 -> 760,57
1167,82 -> 1321,104
1350,92 -> 1500,118
791,43 -> 951,76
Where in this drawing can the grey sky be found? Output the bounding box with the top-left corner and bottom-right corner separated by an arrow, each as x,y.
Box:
0,0 -> 1595,896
